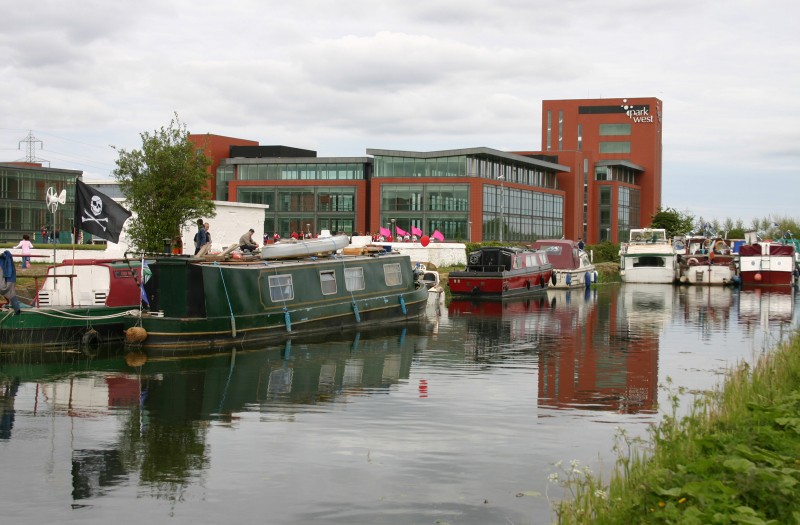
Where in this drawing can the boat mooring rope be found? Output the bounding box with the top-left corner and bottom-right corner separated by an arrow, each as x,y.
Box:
214,262 -> 237,338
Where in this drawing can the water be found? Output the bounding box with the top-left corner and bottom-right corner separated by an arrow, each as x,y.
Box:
1,284 -> 797,524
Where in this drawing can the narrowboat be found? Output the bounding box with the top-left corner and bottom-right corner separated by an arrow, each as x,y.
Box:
738,242 -> 797,287
123,247 -> 430,356
0,258 -> 145,356
530,239 -> 597,289
619,228 -> 677,284
447,246 -> 553,298
675,237 -> 737,286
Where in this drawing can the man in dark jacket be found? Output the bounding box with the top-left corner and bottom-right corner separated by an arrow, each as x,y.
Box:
0,251 -> 21,315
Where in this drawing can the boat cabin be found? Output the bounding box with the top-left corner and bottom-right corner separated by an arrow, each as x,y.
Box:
465,247 -> 549,273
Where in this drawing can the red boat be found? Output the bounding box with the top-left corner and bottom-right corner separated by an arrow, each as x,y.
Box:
447,246 -> 553,298
738,242 -> 797,287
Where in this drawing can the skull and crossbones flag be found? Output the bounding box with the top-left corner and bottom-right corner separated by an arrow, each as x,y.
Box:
74,178 -> 132,243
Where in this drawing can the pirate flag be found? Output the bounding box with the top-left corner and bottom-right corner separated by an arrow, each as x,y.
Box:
74,178 -> 132,244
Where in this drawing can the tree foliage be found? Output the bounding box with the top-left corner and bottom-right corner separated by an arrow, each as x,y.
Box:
649,207 -> 694,238
113,114 -> 216,252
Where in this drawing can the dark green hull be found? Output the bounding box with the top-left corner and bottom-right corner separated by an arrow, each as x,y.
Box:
0,306 -> 135,358
125,252 -> 430,357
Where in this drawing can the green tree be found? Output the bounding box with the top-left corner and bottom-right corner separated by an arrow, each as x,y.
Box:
649,207 -> 694,238
113,114 -> 215,252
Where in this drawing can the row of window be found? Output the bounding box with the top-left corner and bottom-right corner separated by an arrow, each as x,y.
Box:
236,163 -> 366,181
267,263 -> 403,302
595,165 -> 637,184
382,184 -> 469,212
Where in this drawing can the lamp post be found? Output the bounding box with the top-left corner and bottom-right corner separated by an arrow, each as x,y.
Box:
306,223 -> 311,238
391,218 -> 395,240
497,175 -> 505,243
468,221 -> 472,243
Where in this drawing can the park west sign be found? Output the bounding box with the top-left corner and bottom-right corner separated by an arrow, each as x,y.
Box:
621,99 -> 654,123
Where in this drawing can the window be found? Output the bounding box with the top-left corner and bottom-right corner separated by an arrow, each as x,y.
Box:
268,274 -> 294,302
599,141 -> 631,154
599,123 -> 631,136
383,263 -> 402,286
319,270 -> 337,295
345,267 -> 365,291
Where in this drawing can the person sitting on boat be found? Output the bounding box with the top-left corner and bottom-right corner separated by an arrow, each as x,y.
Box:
0,251 -> 21,315
273,232 -> 281,243
291,231 -> 299,240
577,238 -> 585,251
239,229 -> 258,253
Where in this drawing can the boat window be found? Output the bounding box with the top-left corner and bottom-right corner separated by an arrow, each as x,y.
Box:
513,256 -> 523,270
383,263 -> 403,286
319,270 -> 337,295
526,255 -> 534,267
344,267 -> 365,291
268,274 -> 294,301
539,253 -> 549,265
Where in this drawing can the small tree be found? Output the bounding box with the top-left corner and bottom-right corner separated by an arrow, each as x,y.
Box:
649,207 -> 694,239
113,114 -> 216,252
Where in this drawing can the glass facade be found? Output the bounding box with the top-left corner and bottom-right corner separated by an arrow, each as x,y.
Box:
0,164 -> 80,243
599,123 -> 631,136
373,156 -> 467,178
380,184 -> 470,241
594,164 -> 638,184
238,185 -> 357,238
617,186 -> 640,241
599,141 -> 631,154
598,185 -> 612,242
481,184 -> 563,242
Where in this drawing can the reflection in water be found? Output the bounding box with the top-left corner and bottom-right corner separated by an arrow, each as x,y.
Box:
1,286 -> 798,523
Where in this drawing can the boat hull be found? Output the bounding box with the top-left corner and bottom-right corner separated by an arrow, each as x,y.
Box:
550,268 -> 597,289
738,244 -> 797,287
0,306 -> 134,356
448,270 -> 551,298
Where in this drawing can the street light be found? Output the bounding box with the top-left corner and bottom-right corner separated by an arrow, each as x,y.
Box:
391,218 -> 396,240
497,175 -> 505,243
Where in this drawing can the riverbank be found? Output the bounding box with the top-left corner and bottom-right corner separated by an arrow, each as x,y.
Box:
554,332 -> 800,524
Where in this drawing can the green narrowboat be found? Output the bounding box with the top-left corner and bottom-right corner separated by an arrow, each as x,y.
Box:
123,250 -> 430,356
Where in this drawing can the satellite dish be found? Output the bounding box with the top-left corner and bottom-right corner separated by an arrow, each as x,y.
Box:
46,187 -> 67,213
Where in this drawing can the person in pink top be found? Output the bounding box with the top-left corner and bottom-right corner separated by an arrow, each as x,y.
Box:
13,234 -> 33,269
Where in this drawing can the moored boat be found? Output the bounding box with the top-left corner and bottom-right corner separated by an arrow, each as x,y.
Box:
447,246 -> 553,298
619,228 -> 677,284
1,258 -> 145,356
530,239 -> 597,289
738,242 -> 797,287
122,250 -> 429,356
676,237 -> 737,286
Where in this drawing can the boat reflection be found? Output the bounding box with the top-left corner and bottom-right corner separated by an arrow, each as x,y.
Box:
738,287 -> 795,328
675,285 -> 735,335
0,324 -> 430,503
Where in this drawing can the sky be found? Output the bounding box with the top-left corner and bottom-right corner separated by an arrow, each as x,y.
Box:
1,0 -> 798,227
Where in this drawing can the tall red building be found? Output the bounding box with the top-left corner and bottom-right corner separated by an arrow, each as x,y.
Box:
520,97 -> 662,244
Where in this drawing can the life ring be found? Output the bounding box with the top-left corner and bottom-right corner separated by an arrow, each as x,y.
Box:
714,240 -> 725,253
687,257 -> 699,266
80,329 -> 101,356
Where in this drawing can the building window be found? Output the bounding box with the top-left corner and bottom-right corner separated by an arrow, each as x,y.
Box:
599,123 -> 631,136
577,124 -> 582,152
481,184 -> 563,242
599,142 -> 631,154
598,186 -> 612,242
558,110 -> 564,151
546,110 -> 552,151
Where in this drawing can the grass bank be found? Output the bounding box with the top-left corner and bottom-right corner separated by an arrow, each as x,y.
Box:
554,333 -> 800,524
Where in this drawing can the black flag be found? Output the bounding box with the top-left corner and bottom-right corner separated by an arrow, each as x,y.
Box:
74,178 -> 132,244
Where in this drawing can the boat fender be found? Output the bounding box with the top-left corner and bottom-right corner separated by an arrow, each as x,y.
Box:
593,271 -> 598,283
471,286 -> 479,296
584,272 -> 591,288
550,272 -> 557,286
540,277 -> 546,288
283,306 -> 292,332
565,273 -> 571,285
352,301 -> 361,323
525,281 -> 530,290
399,296 -> 407,315
125,326 -> 148,343
80,329 -> 101,356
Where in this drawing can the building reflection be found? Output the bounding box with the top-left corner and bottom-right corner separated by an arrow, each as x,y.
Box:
448,285 -> 661,414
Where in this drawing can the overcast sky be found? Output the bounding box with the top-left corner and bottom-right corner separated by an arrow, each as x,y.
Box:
1,0 -> 797,226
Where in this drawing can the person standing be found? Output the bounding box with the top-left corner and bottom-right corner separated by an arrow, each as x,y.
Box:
577,238 -> 585,251
13,235 -> 33,269
194,219 -> 207,255
0,251 -> 21,315
204,222 -> 212,247
239,229 -> 258,253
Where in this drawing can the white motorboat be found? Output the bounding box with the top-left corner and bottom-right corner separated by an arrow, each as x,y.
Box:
619,228 -> 677,284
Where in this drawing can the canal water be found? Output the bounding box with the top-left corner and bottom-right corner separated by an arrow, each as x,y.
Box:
1,284 -> 797,524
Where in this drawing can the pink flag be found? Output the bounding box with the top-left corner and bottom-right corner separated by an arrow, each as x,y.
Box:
432,230 -> 445,241
411,226 -> 422,236
395,226 -> 407,236
379,227 -> 391,237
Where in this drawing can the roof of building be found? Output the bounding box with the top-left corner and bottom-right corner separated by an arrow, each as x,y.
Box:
366,147 -> 569,172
